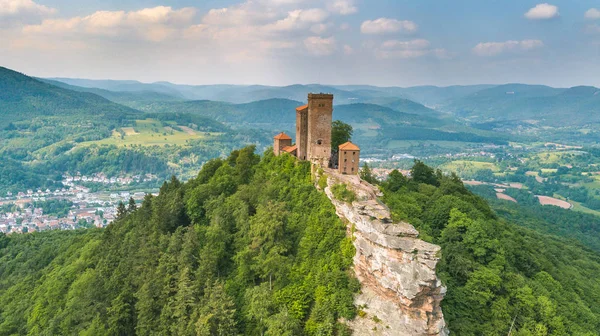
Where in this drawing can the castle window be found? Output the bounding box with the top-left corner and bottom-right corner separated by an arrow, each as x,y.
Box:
352,152 -> 355,156
317,140 -> 322,145
351,168 -> 354,172
344,159 -> 347,162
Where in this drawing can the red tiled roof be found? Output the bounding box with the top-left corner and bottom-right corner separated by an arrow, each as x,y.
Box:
282,145 -> 297,153
339,141 -> 360,151
274,132 -> 292,140
295,104 -> 308,112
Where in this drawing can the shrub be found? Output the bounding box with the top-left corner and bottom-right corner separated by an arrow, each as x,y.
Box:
332,183 -> 356,203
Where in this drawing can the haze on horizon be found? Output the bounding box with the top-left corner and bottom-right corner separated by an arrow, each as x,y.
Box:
1,0 -> 599,87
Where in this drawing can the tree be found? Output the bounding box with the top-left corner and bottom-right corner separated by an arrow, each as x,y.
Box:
127,197 -> 137,213
195,282 -> 238,336
116,202 -> 127,220
411,160 -> 439,186
385,169 -> 408,192
331,120 -> 353,152
359,163 -> 376,184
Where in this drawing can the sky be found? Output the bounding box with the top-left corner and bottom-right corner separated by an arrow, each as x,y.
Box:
1,0 -> 599,87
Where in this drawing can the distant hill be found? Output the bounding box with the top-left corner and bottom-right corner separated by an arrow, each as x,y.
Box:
0,67 -> 140,122
132,98 -> 448,128
443,84 -> 600,126
48,77 -> 186,98
38,79 -> 185,106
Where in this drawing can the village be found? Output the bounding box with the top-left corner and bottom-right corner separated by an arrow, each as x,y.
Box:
0,172 -> 159,234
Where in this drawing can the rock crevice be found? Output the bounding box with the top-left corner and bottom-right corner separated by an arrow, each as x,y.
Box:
321,169 -> 448,336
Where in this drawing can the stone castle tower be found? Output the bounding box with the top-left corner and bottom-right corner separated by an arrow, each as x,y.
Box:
275,93 -> 335,167
305,93 -> 334,165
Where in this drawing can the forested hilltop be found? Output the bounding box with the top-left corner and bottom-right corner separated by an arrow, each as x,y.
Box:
0,148 -> 357,335
1,148 -> 600,335
377,163 -> 600,335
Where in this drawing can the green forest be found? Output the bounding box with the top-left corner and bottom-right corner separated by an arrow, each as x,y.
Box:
379,162 -> 600,335
0,148 -> 357,335
2,149 -> 600,335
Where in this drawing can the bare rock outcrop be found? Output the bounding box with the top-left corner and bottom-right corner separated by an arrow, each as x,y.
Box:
320,169 -> 448,336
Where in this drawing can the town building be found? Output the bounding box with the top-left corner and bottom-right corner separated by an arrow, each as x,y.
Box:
338,142 -> 360,175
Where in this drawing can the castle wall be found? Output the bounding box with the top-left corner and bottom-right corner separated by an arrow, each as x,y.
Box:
307,93 -> 333,166
296,109 -> 308,160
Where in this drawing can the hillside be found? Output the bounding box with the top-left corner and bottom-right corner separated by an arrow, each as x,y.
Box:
38,79 -> 185,106
443,84 -> 600,126
0,67 -> 248,194
379,162 -> 600,335
0,67 -> 140,122
1,152 -> 599,335
0,148 -> 357,335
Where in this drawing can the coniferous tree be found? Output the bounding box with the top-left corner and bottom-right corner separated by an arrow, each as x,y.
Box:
127,197 -> 137,213
359,163 -> 376,184
195,282 -> 238,336
116,201 -> 127,220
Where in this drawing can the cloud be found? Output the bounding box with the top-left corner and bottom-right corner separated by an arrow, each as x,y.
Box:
0,0 -> 56,26
472,39 -> 544,56
585,8 -> 600,20
360,18 -> 417,34
327,0 -> 357,15
310,23 -> 331,34
376,39 -> 449,59
264,8 -> 329,32
381,39 -> 430,50
525,3 -> 559,20
304,36 -> 336,55
343,44 -> 353,54
22,6 -> 196,41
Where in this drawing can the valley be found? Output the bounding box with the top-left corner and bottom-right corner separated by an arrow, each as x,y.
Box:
2,65 -> 600,335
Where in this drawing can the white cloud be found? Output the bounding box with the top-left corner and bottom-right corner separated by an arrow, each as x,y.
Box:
343,44 -> 353,54
0,0 -> 56,26
585,8 -> 600,20
202,4 -> 277,26
381,39 -> 430,50
472,39 -> 544,56
327,0 -> 357,15
264,8 -> 328,32
23,6 -> 196,41
310,23 -> 331,34
304,36 -> 336,55
361,18 -> 417,34
376,39 -> 449,59
525,3 -> 559,20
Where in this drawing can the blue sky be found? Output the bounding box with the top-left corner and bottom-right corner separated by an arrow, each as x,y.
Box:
1,0 -> 599,86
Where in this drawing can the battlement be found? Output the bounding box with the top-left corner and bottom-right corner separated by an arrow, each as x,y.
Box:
308,93 -> 334,100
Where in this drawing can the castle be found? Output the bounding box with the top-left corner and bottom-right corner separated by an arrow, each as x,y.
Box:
273,93 -> 360,175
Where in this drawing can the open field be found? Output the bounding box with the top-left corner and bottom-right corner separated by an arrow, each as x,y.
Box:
496,193 -> 517,203
121,127 -> 138,135
570,200 -> 600,216
179,126 -> 197,135
386,140 -> 481,150
440,160 -> 499,175
81,119 -> 216,147
536,195 -> 572,209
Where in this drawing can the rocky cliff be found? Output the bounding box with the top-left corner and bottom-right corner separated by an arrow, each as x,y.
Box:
319,169 -> 448,336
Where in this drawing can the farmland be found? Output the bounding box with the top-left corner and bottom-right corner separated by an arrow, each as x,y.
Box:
82,119 -> 219,147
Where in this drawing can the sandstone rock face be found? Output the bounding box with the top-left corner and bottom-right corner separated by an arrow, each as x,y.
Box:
321,170 -> 448,336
